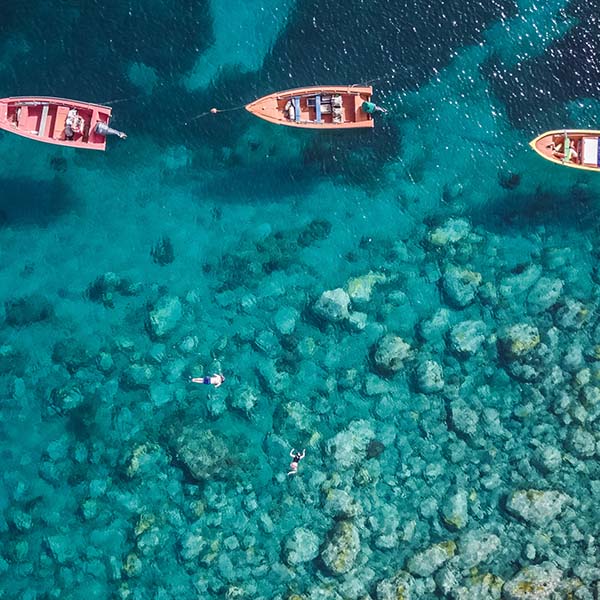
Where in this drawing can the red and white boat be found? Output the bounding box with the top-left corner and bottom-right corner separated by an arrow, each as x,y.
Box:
0,96 -> 127,151
530,129 -> 600,172
245,85 -> 376,129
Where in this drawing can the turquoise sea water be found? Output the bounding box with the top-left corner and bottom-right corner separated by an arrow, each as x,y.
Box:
2,1 -> 600,598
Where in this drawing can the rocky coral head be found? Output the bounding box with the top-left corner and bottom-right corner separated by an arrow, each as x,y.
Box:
497,323 -> 540,361
372,334 -> 412,375
366,439 -> 385,459
151,235 -> 175,266
5,294 -> 54,326
297,219 -> 332,248
168,424 -> 231,483
312,288 -> 351,324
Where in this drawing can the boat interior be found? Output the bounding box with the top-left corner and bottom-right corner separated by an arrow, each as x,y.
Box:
281,93 -> 366,125
7,102 -> 93,142
542,133 -> 600,168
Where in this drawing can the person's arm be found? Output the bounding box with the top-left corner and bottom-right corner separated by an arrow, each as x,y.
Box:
300,449 -> 306,459
290,449 -> 296,457
213,374 -> 223,388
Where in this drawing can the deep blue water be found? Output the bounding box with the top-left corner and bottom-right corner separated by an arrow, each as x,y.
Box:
2,1 -> 600,599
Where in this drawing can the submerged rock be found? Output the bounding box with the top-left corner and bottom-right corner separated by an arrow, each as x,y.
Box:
323,489 -> 362,518
284,527 -> 320,565
441,488 -> 469,530
453,573 -> 503,599
373,334 -> 411,373
87,272 -> 139,307
498,324 -> 540,360
499,264 -> 542,299
147,295 -> 183,338
346,271 -> 386,306
407,541 -> 456,577
553,298 -> 590,331
527,277 -> 563,314
348,310 -> 368,330
313,288 -> 351,322
366,439 -> 386,459
442,266 -> 482,308
415,359 -> 444,393
449,398 -> 479,437
122,364 -> 156,390
321,521 -> 360,574
533,444 -> 562,473
428,218 -> 471,246
171,426 -> 229,481
151,236 -> 175,266
123,552 -> 143,577
297,218 -> 332,247
502,562 -> 562,599
376,571 -> 415,600
178,530 -> 206,562
126,443 -> 168,478
457,529 -> 501,568
566,427 -> 596,458
5,294 -> 53,326
326,420 -> 375,469
47,534 -> 78,564
418,308 -> 451,343
230,385 -> 258,416
48,384 -> 84,414
52,339 -> 93,374
254,329 -> 280,357
449,320 -> 487,356
506,489 -> 570,527
274,306 -> 299,335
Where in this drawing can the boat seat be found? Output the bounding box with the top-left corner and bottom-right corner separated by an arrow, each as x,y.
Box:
582,137 -> 599,166
572,139 -> 582,164
53,106 -> 70,139
314,94 -> 322,123
38,104 -> 49,136
292,96 -> 301,122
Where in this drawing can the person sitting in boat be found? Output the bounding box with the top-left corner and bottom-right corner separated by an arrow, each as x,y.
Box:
65,108 -> 85,140
550,135 -> 578,163
361,100 -> 387,115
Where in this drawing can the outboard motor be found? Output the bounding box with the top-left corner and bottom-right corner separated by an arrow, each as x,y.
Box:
95,121 -> 127,139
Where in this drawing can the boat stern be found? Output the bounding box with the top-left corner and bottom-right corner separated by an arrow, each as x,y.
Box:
0,99 -> 9,126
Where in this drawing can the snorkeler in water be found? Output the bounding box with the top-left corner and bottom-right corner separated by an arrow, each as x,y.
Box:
287,448 -> 306,476
190,373 -> 225,388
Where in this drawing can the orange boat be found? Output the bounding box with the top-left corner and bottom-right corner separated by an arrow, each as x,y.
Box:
0,96 -> 127,151
245,86 -> 376,129
529,129 -> 600,172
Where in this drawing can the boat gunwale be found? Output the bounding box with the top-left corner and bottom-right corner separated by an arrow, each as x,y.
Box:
2,96 -> 112,112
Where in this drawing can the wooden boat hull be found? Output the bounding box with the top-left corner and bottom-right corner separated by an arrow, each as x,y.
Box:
530,129 -> 600,172
0,96 -> 113,150
245,86 -> 374,129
